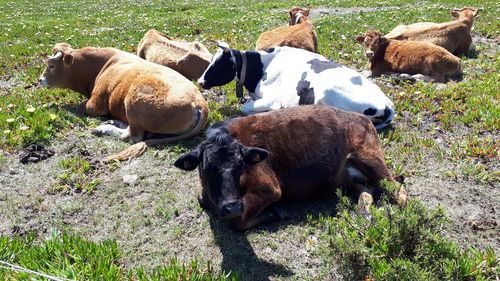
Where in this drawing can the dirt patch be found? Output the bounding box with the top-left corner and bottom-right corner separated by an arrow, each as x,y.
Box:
271,6 -> 399,19
0,126 -> 342,280
308,6 -> 399,19
0,75 -> 22,92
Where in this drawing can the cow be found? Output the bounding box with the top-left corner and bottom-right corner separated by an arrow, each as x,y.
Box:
197,41 -> 396,129
174,105 -> 408,231
356,29 -> 462,83
39,43 -> 209,161
137,29 -> 213,81
255,6 -> 318,53
385,7 -> 479,56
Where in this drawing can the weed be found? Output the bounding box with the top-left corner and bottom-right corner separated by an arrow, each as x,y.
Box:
54,156 -> 100,193
318,193 -> 499,281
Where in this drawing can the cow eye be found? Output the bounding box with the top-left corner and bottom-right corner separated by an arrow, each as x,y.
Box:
48,65 -> 55,69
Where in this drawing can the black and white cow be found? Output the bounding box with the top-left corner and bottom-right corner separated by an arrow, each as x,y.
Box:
198,42 -> 396,129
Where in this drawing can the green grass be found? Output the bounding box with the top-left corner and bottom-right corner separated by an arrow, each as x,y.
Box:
0,230 -> 234,280
315,192 -> 499,281
0,0 -> 499,279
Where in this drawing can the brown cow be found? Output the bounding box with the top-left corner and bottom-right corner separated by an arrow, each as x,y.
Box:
356,30 -> 462,83
385,7 -> 479,56
174,105 -> 407,231
137,29 -> 213,81
255,7 -> 318,52
39,43 -> 209,161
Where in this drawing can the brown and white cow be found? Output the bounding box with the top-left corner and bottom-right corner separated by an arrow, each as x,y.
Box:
385,7 -> 479,56
174,105 -> 407,231
356,29 -> 462,83
39,43 -> 209,161
137,29 -> 213,81
255,6 -> 318,52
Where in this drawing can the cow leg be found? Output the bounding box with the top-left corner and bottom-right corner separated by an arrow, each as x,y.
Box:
350,149 -> 407,206
80,96 -> 109,116
119,125 -> 145,142
91,123 -> 127,138
229,191 -> 282,231
229,167 -> 282,231
241,98 -> 281,114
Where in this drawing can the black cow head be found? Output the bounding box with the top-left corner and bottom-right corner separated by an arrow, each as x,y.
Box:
197,41 -> 237,89
174,126 -> 268,219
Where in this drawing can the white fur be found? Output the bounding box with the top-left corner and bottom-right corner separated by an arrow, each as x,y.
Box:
243,47 -> 395,128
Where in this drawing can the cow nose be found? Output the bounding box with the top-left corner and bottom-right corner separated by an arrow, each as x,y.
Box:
220,201 -> 244,219
365,51 -> 374,58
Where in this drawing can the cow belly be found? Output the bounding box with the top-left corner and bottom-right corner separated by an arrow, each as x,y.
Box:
280,165 -> 334,201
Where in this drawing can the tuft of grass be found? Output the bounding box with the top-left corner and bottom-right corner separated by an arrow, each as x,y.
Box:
317,193 -> 499,281
0,230 -> 235,280
52,156 -> 100,193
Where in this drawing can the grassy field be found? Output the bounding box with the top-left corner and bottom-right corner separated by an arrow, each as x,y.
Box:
0,0 -> 498,280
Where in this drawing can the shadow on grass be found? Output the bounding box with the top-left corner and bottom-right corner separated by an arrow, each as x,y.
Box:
208,192 -> 340,281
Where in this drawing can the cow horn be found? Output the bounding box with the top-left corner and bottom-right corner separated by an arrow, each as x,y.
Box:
209,40 -> 230,51
49,51 -> 63,60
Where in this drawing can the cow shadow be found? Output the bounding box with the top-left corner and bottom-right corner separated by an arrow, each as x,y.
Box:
208,191 -> 341,281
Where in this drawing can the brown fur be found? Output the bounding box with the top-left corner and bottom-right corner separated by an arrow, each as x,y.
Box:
40,43 -> 209,161
255,7 -> 318,52
137,29 -> 213,81
356,30 -> 462,83
385,7 -> 479,56
225,105 -> 406,230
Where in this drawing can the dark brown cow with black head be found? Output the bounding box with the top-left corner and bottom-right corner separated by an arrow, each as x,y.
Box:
175,105 -> 407,231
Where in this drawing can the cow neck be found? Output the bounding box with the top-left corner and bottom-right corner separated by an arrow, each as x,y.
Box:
372,39 -> 390,63
68,48 -> 112,97
232,49 -> 263,93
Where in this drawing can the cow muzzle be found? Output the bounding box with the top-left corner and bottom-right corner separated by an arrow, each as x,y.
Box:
365,51 -> 374,59
197,78 -> 210,90
38,76 -> 50,88
220,200 -> 244,219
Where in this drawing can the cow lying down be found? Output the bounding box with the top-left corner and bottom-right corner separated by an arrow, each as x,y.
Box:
39,43 -> 209,161
175,105 -> 407,231
198,42 -> 396,129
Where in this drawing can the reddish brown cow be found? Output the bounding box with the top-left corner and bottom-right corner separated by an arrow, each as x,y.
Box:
385,7 -> 479,56
39,43 -> 209,161
255,7 -> 318,52
175,105 -> 407,231
356,30 -> 462,83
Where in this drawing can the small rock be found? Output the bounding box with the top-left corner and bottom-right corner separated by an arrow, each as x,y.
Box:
123,174 -> 139,185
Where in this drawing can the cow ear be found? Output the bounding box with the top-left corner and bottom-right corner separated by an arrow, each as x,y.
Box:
174,149 -> 200,171
356,36 -> 365,43
241,146 -> 268,164
302,8 -> 310,16
63,54 -> 74,65
451,9 -> 460,18
215,41 -> 230,53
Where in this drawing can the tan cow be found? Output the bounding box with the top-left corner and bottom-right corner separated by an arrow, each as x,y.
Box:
256,6 -> 318,52
385,7 -> 479,56
137,29 -> 213,81
39,43 -> 209,161
357,30 -> 462,83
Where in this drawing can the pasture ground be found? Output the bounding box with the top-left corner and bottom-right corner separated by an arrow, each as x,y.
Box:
0,0 -> 498,280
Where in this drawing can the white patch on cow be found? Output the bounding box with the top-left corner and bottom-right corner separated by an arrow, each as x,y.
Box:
38,75 -> 49,87
294,13 -> 304,24
243,46 -> 395,128
346,165 -> 368,183
92,123 -> 128,139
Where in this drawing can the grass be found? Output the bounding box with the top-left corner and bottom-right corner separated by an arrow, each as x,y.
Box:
0,0 -> 499,279
0,230 -> 234,280
315,191 -> 499,281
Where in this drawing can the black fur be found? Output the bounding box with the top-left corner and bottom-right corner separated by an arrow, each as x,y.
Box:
233,50 -> 264,93
296,72 -> 315,105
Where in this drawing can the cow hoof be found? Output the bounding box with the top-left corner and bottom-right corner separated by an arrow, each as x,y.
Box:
90,128 -> 104,136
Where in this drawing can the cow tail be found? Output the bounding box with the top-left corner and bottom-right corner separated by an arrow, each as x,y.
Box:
102,105 -> 209,162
